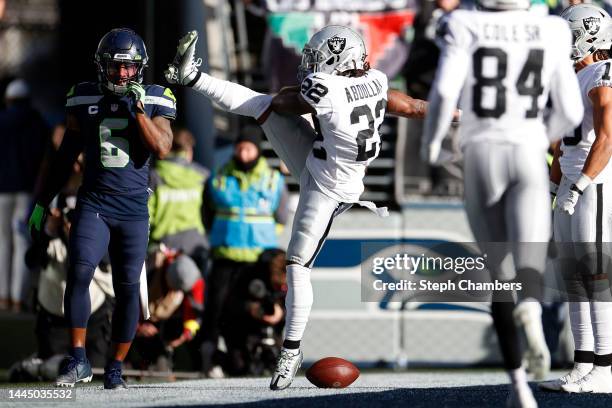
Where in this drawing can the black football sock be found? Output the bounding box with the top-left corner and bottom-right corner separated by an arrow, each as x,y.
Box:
283,339 -> 301,350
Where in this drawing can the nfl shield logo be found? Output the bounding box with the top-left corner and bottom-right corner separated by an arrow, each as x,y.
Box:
327,36 -> 347,55
111,104 -> 118,112
583,17 -> 600,36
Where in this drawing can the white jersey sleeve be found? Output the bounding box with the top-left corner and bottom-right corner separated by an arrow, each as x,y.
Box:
299,70 -> 389,203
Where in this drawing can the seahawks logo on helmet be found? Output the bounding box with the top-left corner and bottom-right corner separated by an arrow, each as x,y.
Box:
583,17 -> 601,35
327,36 -> 346,55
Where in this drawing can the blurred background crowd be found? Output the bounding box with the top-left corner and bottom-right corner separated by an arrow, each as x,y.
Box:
0,0 -> 605,381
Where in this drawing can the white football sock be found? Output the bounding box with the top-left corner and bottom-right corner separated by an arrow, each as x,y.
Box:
509,367 -> 528,386
284,264 -> 313,343
192,72 -> 272,119
569,301 -> 594,352
591,301 -> 612,356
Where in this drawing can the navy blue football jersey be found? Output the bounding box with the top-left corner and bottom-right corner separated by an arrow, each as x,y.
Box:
66,82 -> 176,219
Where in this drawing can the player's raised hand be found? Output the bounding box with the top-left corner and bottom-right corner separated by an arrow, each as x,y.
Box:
164,30 -> 202,86
126,81 -> 146,114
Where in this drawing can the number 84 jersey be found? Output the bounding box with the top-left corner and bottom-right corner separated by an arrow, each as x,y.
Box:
300,69 -> 388,203
439,9 -> 575,151
560,60 -> 612,184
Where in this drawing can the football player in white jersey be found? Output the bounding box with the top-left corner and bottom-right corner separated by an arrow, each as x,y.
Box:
421,0 -> 583,406
541,4 -> 612,394
165,27 -> 459,390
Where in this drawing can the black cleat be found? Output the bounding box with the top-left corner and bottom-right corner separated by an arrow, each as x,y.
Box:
55,356 -> 93,387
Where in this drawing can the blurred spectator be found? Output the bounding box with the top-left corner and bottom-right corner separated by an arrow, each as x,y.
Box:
10,201 -> 114,381
199,130 -> 289,376
403,0 -> 459,101
131,248 -> 204,372
222,248 -> 287,376
148,126 -> 210,274
0,78 -> 50,311
401,0 -> 461,195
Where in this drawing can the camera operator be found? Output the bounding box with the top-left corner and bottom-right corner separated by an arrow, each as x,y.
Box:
222,249 -> 287,376
131,247 -> 204,372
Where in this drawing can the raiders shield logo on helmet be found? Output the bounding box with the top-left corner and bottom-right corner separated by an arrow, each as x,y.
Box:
327,36 -> 347,55
583,17 -> 601,36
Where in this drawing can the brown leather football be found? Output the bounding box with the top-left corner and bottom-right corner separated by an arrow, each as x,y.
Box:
305,357 -> 360,388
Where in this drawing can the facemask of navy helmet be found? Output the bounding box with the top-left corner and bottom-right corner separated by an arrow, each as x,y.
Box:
95,28 -> 148,95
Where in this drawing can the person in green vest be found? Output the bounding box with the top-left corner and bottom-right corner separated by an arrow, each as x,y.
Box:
199,129 -> 289,377
148,127 -> 210,273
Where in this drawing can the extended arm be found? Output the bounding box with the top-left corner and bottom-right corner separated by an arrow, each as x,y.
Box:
34,113 -> 83,207
421,45 -> 468,164
581,86 -> 612,181
387,89 -> 461,122
270,87 -> 315,116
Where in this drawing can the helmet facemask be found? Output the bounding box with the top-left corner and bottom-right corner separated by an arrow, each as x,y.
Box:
96,59 -> 145,95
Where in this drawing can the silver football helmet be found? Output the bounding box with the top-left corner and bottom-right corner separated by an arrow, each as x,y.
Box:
297,25 -> 367,83
477,0 -> 530,11
561,4 -> 612,62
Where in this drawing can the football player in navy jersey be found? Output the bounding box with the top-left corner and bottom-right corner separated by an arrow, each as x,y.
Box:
27,28 -> 175,389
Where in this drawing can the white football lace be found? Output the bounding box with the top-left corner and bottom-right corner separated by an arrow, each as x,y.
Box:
276,350 -> 296,377
192,57 -> 203,69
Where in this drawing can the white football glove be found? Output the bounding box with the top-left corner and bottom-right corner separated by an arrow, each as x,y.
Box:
164,30 -> 202,86
557,185 -> 581,215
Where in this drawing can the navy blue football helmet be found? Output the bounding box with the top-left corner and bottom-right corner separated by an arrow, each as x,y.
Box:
95,28 -> 148,95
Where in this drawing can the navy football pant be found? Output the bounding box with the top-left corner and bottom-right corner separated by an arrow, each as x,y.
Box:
65,208 -> 148,343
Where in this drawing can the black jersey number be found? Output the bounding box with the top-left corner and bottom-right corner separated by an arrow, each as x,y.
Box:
301,78 -> 329,104
472,47 -> 544,119
351,99 -> 386,162
312,116 -> 326,160
563,125 -> 583,146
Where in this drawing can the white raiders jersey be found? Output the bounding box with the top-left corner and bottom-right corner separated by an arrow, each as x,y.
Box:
560,60 -> 612,184
299,69 -> 389,203
438,9 -> 576,150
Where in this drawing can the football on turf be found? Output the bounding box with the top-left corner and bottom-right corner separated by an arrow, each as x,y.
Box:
305,357 -> 360,388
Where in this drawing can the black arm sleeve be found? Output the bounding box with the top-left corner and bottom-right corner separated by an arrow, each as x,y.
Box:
35,128 -> 84,207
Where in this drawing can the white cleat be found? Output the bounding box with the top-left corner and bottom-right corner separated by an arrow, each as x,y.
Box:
507,383 -> 538,408
538,364 -> 592,391
164,30 -> 202,86
561,367 -> 612,393
513,302 -> 550,381
270,349 -> 303,390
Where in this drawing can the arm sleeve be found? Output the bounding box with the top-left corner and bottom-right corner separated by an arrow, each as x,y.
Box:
192,73 -> 272,119
546,26 -> 584,141
35,128 -> 84,206
422,15 -> 470,151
